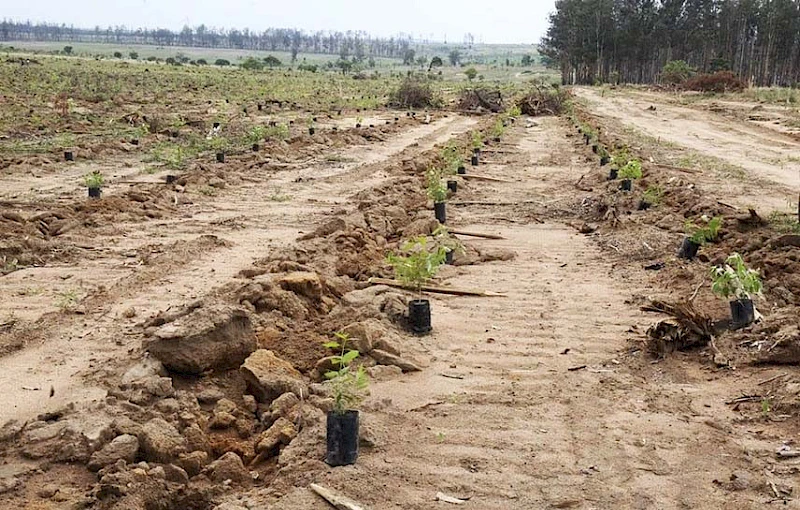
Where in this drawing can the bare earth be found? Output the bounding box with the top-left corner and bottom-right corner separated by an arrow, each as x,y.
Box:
1,105 -> 796,509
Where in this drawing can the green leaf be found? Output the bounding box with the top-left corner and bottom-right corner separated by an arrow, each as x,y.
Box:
322,341 -> 340,349
341,350 -> 360,365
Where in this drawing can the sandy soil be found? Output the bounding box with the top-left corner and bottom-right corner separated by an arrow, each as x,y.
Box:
576,88 -> 800,212
0,116 -> 476,425
1,107 -> 796,510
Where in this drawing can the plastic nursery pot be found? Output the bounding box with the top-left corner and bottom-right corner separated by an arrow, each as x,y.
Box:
130,139 -> 139,146
355,123 -> 361,128
637,200 -> 651,211
216,152 -> 225,163
447,180 -> 458,193
600,156 -> 610,167
252,143 -> 260,152
88,187 -> 101,199
730,299 -> 755,328
213,122 -> 221,129
620,179 -> 632,192
165,174 -> 177,184
445,250 -> 454,265
434,202 -> 447,224
457,166 -> 466,175
608,168 -> 618,180
471,154 -> 479,166
308,128 -> 315,135
64,151 -> 74,162
493,137 -> 501,143
326,410 -> 359,467
257,104 -> 263,111
592,144 -> 598,154
677,237 -> 700,260
584,135 -> 590,145
409,299 -> 432,334
473,147 -> 481,155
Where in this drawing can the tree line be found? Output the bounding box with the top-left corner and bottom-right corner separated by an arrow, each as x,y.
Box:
541,0 -> 800,87
0,20 -> 415,60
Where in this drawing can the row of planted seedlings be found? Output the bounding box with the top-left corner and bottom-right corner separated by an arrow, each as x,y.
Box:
322,123 -> 514,464
567,111 -> 764,329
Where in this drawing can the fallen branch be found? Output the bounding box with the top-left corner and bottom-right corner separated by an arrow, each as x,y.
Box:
448,229 -> 506,240
367,278 -> 507,297
310,483 -> 369,510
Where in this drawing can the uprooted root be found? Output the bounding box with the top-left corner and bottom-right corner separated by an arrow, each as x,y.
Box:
643,300 -> 715,356
517,85 -> 572,117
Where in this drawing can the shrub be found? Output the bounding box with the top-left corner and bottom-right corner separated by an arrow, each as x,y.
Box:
196,58 -> 207,65
240,57 -> 264,70
263,55 -> 282,67
683,71 -> 745,93
113,51 -> 123,59
214,59 -> 231,66
618,159 -> 642,179
661,60 -> 694,85
63,46 -> 73,55
129,51 -> 138,60
390,78 -> 438,108
464,67 -> 478,81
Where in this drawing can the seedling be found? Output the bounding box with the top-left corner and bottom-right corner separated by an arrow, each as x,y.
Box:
323,332 -> 369,415
491,119 -> 506,139
710,253 -> 763,301
433,226 -> 465,256
618,159 -> 642,180
246,126 -> 267,145
84,171 -> 104,189
642,185 -> 664,206
208,136 -> 229,152
426,168 -> 447,203
386,236 -> 447,297
685,215 -> 722,245
471,131 -> 483,150
56,289 -> 80,311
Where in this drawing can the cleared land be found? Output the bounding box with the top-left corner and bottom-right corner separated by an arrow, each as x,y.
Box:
1,55 -> 800,510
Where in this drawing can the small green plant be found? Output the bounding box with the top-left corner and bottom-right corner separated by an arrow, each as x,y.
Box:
710,253 -> 763,301
323,332 -> 369,415
198,186 -> 218,196
433,226 -> 465,256
83,171 -> 104,189
246,126 -> 267,145
264,124 -> 290,140
435,432 -> 446,443
426,168 -> 447,203
767,211 -> 800,234
441,143 -> 463,174
618,159 -> 642,179
471,131 -> 483,150
686,215 -> 722,245
208,136 -> 229,152
1,256 -> 19,275
386,236 -> 448,296
56,289 -> 80,311
491,119 -> 506,138
268,190 -> 291,202
507,105 -> 522,118
761,398 -> 772,416
642,185 -> 664,205
356,116 -> 364,126
611,146 -> 632,168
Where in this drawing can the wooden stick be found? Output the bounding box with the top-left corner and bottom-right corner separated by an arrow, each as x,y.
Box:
717,200 -> 740,210
367,277 -> 507,297
460,174 -> 514,183
451,200 -> 540,207
310,483 -> 369,510
448,228 -> 506,240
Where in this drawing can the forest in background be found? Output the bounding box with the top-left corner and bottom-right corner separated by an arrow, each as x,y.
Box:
0,20 -> 414,60
541,0 -> 800,87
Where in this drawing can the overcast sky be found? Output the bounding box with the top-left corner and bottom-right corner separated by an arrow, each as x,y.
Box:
4,0 -> 554,44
